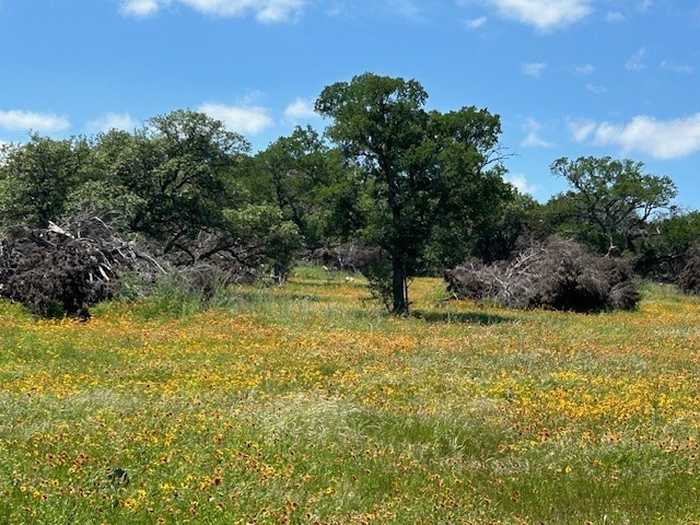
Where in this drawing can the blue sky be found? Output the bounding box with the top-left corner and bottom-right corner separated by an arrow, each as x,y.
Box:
1,0 -> 698,207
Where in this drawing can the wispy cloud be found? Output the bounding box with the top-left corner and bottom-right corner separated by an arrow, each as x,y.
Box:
569,113 -> 700,160
120,0 -> 308,23
386,0 -> 422,20
574,63 -> 595,75
625,47 -> 647,71
0,110 -> 70,133
198,103 -> 274,135
521,62 -> 547,78
660,60 -> 694,74
638,0 -> 653,12
120,0 -> 160,17
87,113 -> 138,133
585,83 -> 607,95
567,118 -> 598,142
605,10 -> 626,22
521,118 -> 553,148
284,98 -> 319,122
465,16 -> 488,29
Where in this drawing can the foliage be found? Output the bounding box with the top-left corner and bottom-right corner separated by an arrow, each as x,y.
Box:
92,111 -> 250,256
63,180 -> 146,232
550,157 -> 677,253
468,191 -> 540,264
0,90 -> 696,317
224,204 -> 302,283
0,135 -> 93,231
316,73 -> 510,313
0,111 -> 304,316
445,237 -> 640,312
634,211 -> 700,281
255,126 -> 365,249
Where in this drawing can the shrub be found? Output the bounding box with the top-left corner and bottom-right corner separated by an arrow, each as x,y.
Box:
445,238 -> 640,313
128,269 -> 237,319
177,264 -> 242,301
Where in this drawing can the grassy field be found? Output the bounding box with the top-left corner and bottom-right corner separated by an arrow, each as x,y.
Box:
1,266 -> 699,524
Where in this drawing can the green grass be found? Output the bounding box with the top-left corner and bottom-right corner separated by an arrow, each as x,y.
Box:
0,267 -> 699,523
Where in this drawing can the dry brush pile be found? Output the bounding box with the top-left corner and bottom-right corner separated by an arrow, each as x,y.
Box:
309,243 -> 384,274
445,238 -> 640,313
0,214 -> 298,318
0,216 -> 163,319
678,250 -> 700,295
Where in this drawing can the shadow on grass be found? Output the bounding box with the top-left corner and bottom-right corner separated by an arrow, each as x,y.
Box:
411,309 -> 513,325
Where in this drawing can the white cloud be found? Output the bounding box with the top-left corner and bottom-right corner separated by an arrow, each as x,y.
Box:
585,82 -> 607,95
178,0 -> 306,23
569,114 -> 700,160
284,98 -> 319,121
484,0 -> 592,31
198,103 -> 274,134
522,62 -> 547,77
567,118 -> 597,142
625,47 -> 647,71
120,0 -> 160,17
257,0 -> 307,22
505,173 -> 537,195
0,110 -> 70,133
87,113 -> 138,133
660,60 -> 694,74
574,63 -> 595,75
605,10 -> 625,22
121,0 -> 308,22
521,118 -> 553,148
465,16 -> 488,28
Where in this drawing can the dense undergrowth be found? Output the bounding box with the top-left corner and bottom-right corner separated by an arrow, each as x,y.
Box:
1,266 -> 699,524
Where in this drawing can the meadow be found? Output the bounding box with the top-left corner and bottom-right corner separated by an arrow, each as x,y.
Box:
1,266 -> 699,524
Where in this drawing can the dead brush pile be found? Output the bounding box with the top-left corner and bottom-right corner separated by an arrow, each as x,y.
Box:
678,249 -> 700,295
0,216 -> 163,318
310,243 -> 385,274
445,238 -> 640,312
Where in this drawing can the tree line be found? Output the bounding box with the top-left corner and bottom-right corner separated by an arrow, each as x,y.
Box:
1,73 -> 698,316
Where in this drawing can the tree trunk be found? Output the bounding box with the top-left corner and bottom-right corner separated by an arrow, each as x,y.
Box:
392,253 -> 409,315
384,162 -> 408,315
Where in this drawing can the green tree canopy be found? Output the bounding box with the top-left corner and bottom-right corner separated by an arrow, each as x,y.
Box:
0,135 -> 93,230
316,73 -> 510,313
550,156 -> 678,253
255,126 -> 365,249
93,110 -> 250,254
